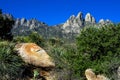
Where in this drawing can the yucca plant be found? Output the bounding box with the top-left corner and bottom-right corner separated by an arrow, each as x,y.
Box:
0,41 -> 24,80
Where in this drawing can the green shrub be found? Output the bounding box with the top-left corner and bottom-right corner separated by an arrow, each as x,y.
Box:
0,41 -> 24,80
76,24 -> 120,79
50,45 -> 84,80
50,24 -> 120,80
48,37 -> 64,46
13,32 -> 45,47
11,24 -> 120,80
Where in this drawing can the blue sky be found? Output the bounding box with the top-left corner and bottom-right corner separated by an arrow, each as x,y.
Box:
0,0 -> 120,25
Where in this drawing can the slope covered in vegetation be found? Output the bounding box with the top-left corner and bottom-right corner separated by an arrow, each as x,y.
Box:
0,9 -> 120,79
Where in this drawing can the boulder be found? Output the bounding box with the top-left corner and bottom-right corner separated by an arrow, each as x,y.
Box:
85,69 -> 109,80
15,43 -> 55,68
15,43 -> 55,80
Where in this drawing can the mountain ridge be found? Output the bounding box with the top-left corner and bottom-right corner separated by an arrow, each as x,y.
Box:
4,12 -> 112,39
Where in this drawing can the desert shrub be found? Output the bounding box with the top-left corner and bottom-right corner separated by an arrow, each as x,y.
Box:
0,41 -> 25,80
11,24 -> 120,80
28,32 -> 45,46
48,37 -> 64,46
13,36 -> 28,42
76,24 -> 120,79
49,44 -> 84,80
13,32 -> 45,47
51,24 -> 120,80
50,46 -> 72,80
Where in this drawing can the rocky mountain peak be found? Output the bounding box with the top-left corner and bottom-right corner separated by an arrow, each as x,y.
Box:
69,15 -> 75,19
2,13 -> 14,20
14,18 -> 47,29
76,12 -> 83,19
65,15 -> 75,25
11,11 -> 112,40
62,12 -> 85,34
99,19 -> 104,24
99,19 -> 111,25
21,18 -> 27,25
12,18 -> 49,36
85,13 -> 96,23
62,12 -> 96,34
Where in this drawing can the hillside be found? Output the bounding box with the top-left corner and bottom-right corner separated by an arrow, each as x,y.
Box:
0,10 -> 120,80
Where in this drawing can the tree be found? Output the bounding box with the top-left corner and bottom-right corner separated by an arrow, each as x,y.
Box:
0,9 -> 2,14
76,25 -> 120,60
0,10 -> 14,40
76,24 -> 120,79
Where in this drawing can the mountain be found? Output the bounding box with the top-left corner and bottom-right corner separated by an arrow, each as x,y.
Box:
12,18 -> 63,39
12,18 -> 48,36
9,12 -> 112,39
62,12 -> 84,34
62,12 -> 96,34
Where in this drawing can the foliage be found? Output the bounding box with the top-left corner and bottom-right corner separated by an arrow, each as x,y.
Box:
48,37 -> 64,46
76,24 -> 120,79
13,32 -> 45,47
49,44 -> 83,80
33,69 -> 39,80
0,41 -> 24,80
28,32 -> 45,46
1,18 -> 120,80
50,24 -> 120,80
0,10 -> 14,40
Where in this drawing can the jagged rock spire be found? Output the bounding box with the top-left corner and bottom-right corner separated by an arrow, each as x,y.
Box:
62,12 -> 84,34
85,13 -> 96,23
99,19 -> 111,25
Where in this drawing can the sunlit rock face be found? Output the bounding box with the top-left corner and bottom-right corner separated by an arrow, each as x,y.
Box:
85,69 -> 110,80
62,12 -> 97,34
14,18 -> 47,29
85,13 -> 96,23
15,43 -> 55,68
2,14 -> 14,20
62,12 -> 84,34
15,43 -> 56,80
99,19 -> 111,25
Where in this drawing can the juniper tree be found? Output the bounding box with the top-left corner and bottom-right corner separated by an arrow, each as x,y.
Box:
0,9 -> 14,40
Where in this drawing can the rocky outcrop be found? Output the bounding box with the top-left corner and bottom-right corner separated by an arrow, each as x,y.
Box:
62,12 -> 96,34
99,19 -> 105,24
15,43 -> 55,67
62,12 -> 84,34
14,18 -> 47,29
15,43 -> 55,80
85,69 -> 110,80
12,18 -> 50,37
2,14 -> 14,20
85,13 -> 96,23
99,19 -> 111,25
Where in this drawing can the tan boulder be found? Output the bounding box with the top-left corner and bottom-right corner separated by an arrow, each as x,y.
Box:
15,43 -> 56,80
85,69 -> 109,80
15,43 -> 55,68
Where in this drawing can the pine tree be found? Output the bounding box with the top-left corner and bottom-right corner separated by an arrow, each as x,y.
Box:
0,9 -> 14,40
